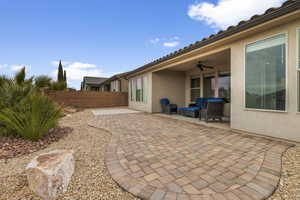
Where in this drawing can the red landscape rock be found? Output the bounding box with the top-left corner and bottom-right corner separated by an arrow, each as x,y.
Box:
0,127 -> 73,160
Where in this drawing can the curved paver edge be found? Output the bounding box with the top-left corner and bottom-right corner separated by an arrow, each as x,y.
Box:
88,117 -> 294,200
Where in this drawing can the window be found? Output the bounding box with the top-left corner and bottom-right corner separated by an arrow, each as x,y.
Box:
111,81 -> 115,92
111,80 -> 120,92
136,77 -> 142,101
130,79 -> 136,101
190,77 -> 200,102
142,76 -> 148,103
245,34 -> 286,111
218,71 -> 231,101
203,73 -> 216,98
130,76 -> 148,103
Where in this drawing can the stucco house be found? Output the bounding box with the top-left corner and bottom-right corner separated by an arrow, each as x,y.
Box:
126,0 -> 300,142
81,76 -> 108,91
99,72 -> 129,92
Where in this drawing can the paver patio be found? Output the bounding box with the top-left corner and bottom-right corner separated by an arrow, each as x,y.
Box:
89,113 -> 293,200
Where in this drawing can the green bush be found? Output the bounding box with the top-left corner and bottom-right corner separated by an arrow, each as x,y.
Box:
0,81 -> 34,110
34,75 -> 52,90
0,95 -> 62,141
0,75 -> 10,87
50,81 -> 67,90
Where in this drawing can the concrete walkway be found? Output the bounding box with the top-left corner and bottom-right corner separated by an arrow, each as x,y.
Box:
89,113 -> 293,200
92,108 -> 140,116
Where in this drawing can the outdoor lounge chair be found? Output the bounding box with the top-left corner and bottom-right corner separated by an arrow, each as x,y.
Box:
200,98 -> 225,122
178,98 -> 206,118
160,98 -> 177,114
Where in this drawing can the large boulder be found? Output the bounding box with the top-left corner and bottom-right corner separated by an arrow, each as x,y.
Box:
26,150 -> 75,200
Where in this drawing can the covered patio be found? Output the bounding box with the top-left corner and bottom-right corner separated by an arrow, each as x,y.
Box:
152,49 -> 231,126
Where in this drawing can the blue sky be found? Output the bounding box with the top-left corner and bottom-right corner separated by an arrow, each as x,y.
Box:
0,0 -> 285,89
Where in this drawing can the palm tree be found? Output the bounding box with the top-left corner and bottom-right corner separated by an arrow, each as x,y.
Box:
35,75 -> 52,91
13,66 -> 34,86
14,67 -> 26,85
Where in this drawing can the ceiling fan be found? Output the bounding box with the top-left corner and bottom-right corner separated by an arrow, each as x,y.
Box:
196,61 -> 214,71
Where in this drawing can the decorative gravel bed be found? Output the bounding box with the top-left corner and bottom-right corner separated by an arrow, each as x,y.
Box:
0,127 -> 72,160
268,145 -> 300,200
0,110 -> 138,200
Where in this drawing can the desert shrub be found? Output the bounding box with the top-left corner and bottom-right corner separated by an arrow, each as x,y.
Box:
0,75 -> 11,87
34,75 -> 52,89
0,124 -> 11,137
0,81 -> 34,110
50,81 -> 67,90
0,94 -> 62,141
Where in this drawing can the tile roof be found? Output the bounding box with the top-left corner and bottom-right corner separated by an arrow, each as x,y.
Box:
83,76 -> 108,85
99,71 -> 131,85
127,0 -> 299,76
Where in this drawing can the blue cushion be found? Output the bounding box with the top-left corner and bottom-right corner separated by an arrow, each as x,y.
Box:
195,98 -> 206,109
179,98 -> 224,112
207,98 -> 224,103
179,106 -> 199,112
160,98 -> 170,105
186,107 -> 199,111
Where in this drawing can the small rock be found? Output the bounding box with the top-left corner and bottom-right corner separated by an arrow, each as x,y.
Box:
26,150 -> 75,200
0,149 -> 8,159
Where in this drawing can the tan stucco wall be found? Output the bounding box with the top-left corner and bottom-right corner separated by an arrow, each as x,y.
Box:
128,72 -> 152,112
152,70 -> 186,113
128,15 -> 300,141
120,78 -> 128,92
230,18 -> 300,142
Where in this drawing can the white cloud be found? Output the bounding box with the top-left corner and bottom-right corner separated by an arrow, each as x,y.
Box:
188,0 -> 286,29
11,65 -> 25,72
67,62 -> 97,69
150,38 -> 160,44
150,36 -> 180,47
0,64 -> 8,69
163,41 -> 180,48
51,61 -> 115,81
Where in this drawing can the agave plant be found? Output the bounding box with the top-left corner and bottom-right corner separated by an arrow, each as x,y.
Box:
0,94 -> 62,141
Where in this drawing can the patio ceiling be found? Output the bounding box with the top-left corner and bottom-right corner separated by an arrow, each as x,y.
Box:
160,49 -> 231,72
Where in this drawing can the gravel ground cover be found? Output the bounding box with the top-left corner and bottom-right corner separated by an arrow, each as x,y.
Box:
267,145 -> 300,200
0,110 -> 138,200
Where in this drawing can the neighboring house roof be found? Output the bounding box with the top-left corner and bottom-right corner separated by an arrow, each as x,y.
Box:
99,72 -> 131,86
126,0 -> 299,77
83,76 -> 108,85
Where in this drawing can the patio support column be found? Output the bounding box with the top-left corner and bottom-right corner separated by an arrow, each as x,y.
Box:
214,70 -> 219,97
200,72 -> 204,97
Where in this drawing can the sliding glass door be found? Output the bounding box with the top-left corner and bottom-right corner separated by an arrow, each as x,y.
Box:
203,73 -> 216,98
218,71 -> 231,101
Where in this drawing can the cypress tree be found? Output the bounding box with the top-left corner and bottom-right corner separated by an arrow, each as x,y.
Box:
63,70 -> 67,88
63,70 -> 67,82
57,60 -> 64,82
